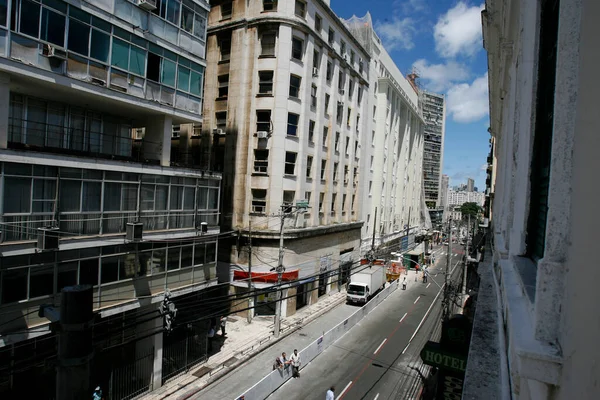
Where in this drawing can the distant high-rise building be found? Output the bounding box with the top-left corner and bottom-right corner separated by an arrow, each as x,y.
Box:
467,177 -> 475,192
421,91 -> 446,209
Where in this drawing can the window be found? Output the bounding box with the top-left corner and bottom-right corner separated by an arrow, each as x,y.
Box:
325,94 -> 330,114
354,140 -> 359,155
216,111 -> 227,130
353,167 -> 358,184
370,156 -> 374,170
221,2 -> 232,19
261,32 -> 276,57
350,51 -> 355,65
326,61 -> 333,82
306,156 -> 313,178
252,189 -> 267,214
258,71 -> 274,94
256,110 -> 271,132
305,191 -> 312,205
254,149 -> 269,173
334,132 -> 340,151
359,59 -> 363,74
351,194 -> 356,211
338,71 -> 345,91
308,120 -> 315,142
348,80 -> 354,99
292,37 -> 304,61
218,74 -> 229,98
345,137 -> 350,155
340,41 -> 346,55
356,115 -> 360,131
343,166 -> 349,183
315,14 -> 322,33
333,162 -> 339,181
347,107 -> 352,126
285,152 -> 297,175
331,193 -> 337,213
313,50 -> 320,71
328,28 -> 334,45
322,127 -> 329,147
358,87 -> 363,105
219,37 -> 231,61
294,0 -> 306,18
180,1 -> 207,39
342,194 -> 347,212
336,103 -> 343,125
320,160 -> 327,180
287,113 -> 300,136
311,85 -> 318,108
283,191 -> 296,211
263,0 -> 277,11
319,192 -> 325,212
369,181 -> 372,195
289,75 -> 302,98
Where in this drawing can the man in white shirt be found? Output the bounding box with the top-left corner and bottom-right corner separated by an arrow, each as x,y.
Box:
290,349 -> 301,378
326,386 -> 335,400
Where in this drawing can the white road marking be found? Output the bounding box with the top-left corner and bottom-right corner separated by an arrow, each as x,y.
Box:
426,283 -> 431,289
414,296 -> 420,304
401,344 -> 409,354
338,381 -> 353,399
400,312 -> 408,323
374,338 -> 387,354
374,394 -> 380,400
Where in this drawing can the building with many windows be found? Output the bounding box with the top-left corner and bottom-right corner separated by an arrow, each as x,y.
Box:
202,0 -> 369,317
0,1 -> 222,398
421,90 -> 445,209
344,13 -> 425,255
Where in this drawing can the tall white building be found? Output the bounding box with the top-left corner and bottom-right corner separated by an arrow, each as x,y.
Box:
344,13 -> 425,254
464,0 -> 600,399
203,0 -> 369,316
447,189 -> 485,207
466,177 -> 475,192
0,1 -> 221,398
421,90 -> 446,209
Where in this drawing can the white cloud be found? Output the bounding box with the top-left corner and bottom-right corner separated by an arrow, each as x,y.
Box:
375,17 -> 416,52
434,2 -> 484,58
412,59 -> 470,92
446,73 -> 489,123
398,0 -> 427,13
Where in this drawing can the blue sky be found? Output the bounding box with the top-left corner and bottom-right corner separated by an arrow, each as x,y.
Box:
333,0 -> 490,191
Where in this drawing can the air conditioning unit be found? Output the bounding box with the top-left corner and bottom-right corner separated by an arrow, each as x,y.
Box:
41,44 -> 67,60
199,222 -> 208,233
256,131 -> 269,139
126,222 -> 143,242
312,67 -> 319,77
137,0 -> 157,11
37,227 -> 59,251
213,128 -> 225,135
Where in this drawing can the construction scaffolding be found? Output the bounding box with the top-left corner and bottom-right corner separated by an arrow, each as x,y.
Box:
342,12 -> 374,55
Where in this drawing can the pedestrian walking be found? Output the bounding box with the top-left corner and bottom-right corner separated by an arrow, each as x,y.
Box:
279,352 -> 290,370
220,315 -> 227,336
92,386 -> 104,400
290,349 -> 301,378
326,386 -> 335,400
207,325 -> 215,352
273,356 -> 284,370
402,276 -> 407,290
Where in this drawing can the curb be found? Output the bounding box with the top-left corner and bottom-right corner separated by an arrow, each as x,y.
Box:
173,293 -> 347,400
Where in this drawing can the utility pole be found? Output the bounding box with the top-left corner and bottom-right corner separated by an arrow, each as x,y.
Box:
247,219 -> 253,324
462,214 -> 470,295
273,206 -> 286,338
371,207 -> 377,260
443,219 -> 452,321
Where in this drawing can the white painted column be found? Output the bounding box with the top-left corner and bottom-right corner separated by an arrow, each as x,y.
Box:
0,73 -> 10,149
152,317 -> 164,390
142,115 -> 172,167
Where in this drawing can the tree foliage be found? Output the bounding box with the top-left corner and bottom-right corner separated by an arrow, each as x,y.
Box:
460,202 -> 482,218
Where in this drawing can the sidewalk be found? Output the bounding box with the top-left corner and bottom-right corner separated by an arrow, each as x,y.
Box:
138,289 -> 349,400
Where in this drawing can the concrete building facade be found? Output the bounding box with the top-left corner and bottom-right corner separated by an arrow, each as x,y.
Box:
421,90 -> 445,209
463,0 -> 600,399
343,13 -> 425,255
447,189 -> 485,207
202,0 -> 368,317
0,1 -> 223,398
466,177 -> 474,192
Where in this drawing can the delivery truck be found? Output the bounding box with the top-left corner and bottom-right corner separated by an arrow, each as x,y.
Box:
346,265 -> 386,305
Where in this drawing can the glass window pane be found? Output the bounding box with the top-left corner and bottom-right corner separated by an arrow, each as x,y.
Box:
208,188 -> 218,209
57,262 -> 78,291
4,177 -> 31,213
80,258 -> 99,286
183,186 -> 194,209
155,185 -> 168,210
1,268 -> 28,304
0,0 -> 8,27
20,0 -> 40,38
41,8 -> 65,47
193,13 -> 205,38
197,187 -> 208,209
161,59 -> 176,87
130,45 -> 146,76
193,243 -> 205,265
122,183 -> 138,211
181,6 -> 193,33
101,256 -> 119,284
67,19 -> 90,56
167,247 -> 180,270
170,186 -> 183,209
90,29 -> 110,62
190,71 -> 202,96
59,180 -> 81,212
29,265 -> 54,298
82,181 -> 101,211
103,182 -> 121,211
69,7 -> 91,23
111,38 -> 129,70
91,15 -> 111,32
166,0 -> 181,25
141,184 -> 155,211
177,66 -> 190,92
120,253 -> 138,279
181,245 -> 193,268
33,179 -> 56,200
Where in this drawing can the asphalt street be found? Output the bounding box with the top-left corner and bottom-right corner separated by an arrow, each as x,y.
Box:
267,244 -> 465,400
